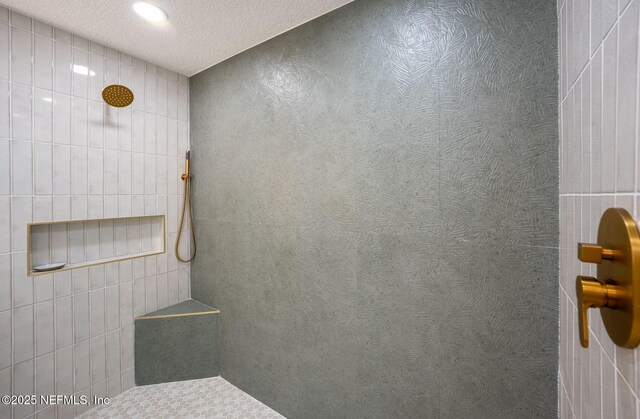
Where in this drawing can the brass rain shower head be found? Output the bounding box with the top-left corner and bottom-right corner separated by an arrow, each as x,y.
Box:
102,84 -> 134,107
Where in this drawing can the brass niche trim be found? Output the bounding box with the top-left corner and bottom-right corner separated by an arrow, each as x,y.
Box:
576,208 -> 640,348
136,310 -> 220,320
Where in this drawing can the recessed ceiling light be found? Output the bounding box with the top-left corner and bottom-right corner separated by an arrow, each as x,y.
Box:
133,2 -> 168,23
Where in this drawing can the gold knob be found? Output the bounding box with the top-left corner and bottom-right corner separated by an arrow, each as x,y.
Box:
575,275 -> 624,347
578,243 -> 617,263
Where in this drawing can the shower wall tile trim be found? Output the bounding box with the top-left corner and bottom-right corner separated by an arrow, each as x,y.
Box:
0,5 -> 191,418
559,0 -> 640,417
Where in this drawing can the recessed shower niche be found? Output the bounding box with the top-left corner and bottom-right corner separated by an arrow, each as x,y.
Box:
27,215 -> 166,277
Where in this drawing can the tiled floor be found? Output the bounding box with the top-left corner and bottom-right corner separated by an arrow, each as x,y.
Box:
80,377 -> 284,418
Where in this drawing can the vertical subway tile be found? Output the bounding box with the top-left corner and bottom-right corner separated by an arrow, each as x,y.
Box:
118,107 -> 132,151
88,148 -> 104,195
35,352 -> 54,410
34,142 -> 53,195
34,20 -> 52,37
56,345 -> 74,396
104,149 -> 118,195
12,252 -> 32,307
601,28 -> 617,192
85,220 -> 99,261
167,78 -> 177,119
0,139 -> 7,196
72,146 -> 88,194
118,151 -> 132,195
0,310 -> 10,369
105,107 -> 118,149
34,272 -> 53,303
72,194 -> 88,219
34,89 -> 53,142
55,296 -> 73,349
73,35 -> 89,51
54,41 -> 72,94
0,23 -> 8,80
13,359 -> 34,417
105,56 -> 119,86
145,71 -> 157,114
131,109 -> 144,152
157,75 -> 168,116
34,34 -> 53,90
145,276 -> 157,313
73,292 -> 89,342
133,278 -> 145,317
0,81 -> 7,138
73,47 -> 89,98
105,263 -> 118,286
90,52 -> 105,101
12,84 -> 32,140
54,270 -> 71,299
100,220 -> 114,259
90,335 -> 106,384
178,76 -> 188,121
13,305 -> 33,363
74,340 -> 90,391
11,27 -> 32,86
105,286 -> 119,332
89,265 -> 104,290
121,368 -> 134,393
144,154 -> 156,195
11,140 -> 32,195
0,197 -> 8,254
0,254 -> 9,311
144,113 -> 156,154
90,288 -> 105,337
133,61 -> 145,111
53,144 -> 71,194
120,324 -> 134,369
0,368 -> 9,419
106,330 -> 120,378
54,93 -> 71,144
72,268 -> 88,294
10,11 -> 31,30
104,195 -> 118,217
53,21 -> 72,46
119,281 -> 133,326
11,197 -> 31,251
617,1 -> 639,192
72,97 -> 88,146
88,100 -> 104,148
35,301 -> 54,356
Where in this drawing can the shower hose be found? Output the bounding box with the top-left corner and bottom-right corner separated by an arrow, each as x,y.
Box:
175,171 -> 196,263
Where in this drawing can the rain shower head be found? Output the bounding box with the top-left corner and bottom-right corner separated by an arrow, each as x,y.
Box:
102,84 -> 134,107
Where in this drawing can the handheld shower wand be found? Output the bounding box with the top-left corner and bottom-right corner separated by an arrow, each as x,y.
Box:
176,151 -> 196,263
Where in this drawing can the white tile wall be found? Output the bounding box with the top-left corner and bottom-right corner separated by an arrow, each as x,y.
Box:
559,0 -> 640,417
0,5 -> 191,418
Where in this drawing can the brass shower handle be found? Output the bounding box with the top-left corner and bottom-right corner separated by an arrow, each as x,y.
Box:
578,243 -> 620,263
575,276 -> 624,347
576,208 -> 640,349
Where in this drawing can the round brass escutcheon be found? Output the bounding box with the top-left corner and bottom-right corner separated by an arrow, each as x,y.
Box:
598,208 -> 640,348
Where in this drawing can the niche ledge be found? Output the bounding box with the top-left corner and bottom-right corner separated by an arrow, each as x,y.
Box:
27,215 -> 166,277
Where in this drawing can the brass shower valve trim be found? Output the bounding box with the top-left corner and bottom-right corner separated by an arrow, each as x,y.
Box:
576,208 -> 640,349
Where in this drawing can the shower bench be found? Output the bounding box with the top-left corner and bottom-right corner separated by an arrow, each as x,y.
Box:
134,299 -> 220,385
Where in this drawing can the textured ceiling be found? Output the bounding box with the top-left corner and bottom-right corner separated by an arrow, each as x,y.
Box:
0,0 -> 353,76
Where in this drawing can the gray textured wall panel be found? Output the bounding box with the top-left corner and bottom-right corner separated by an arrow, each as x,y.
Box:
190,0 -> 558,417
